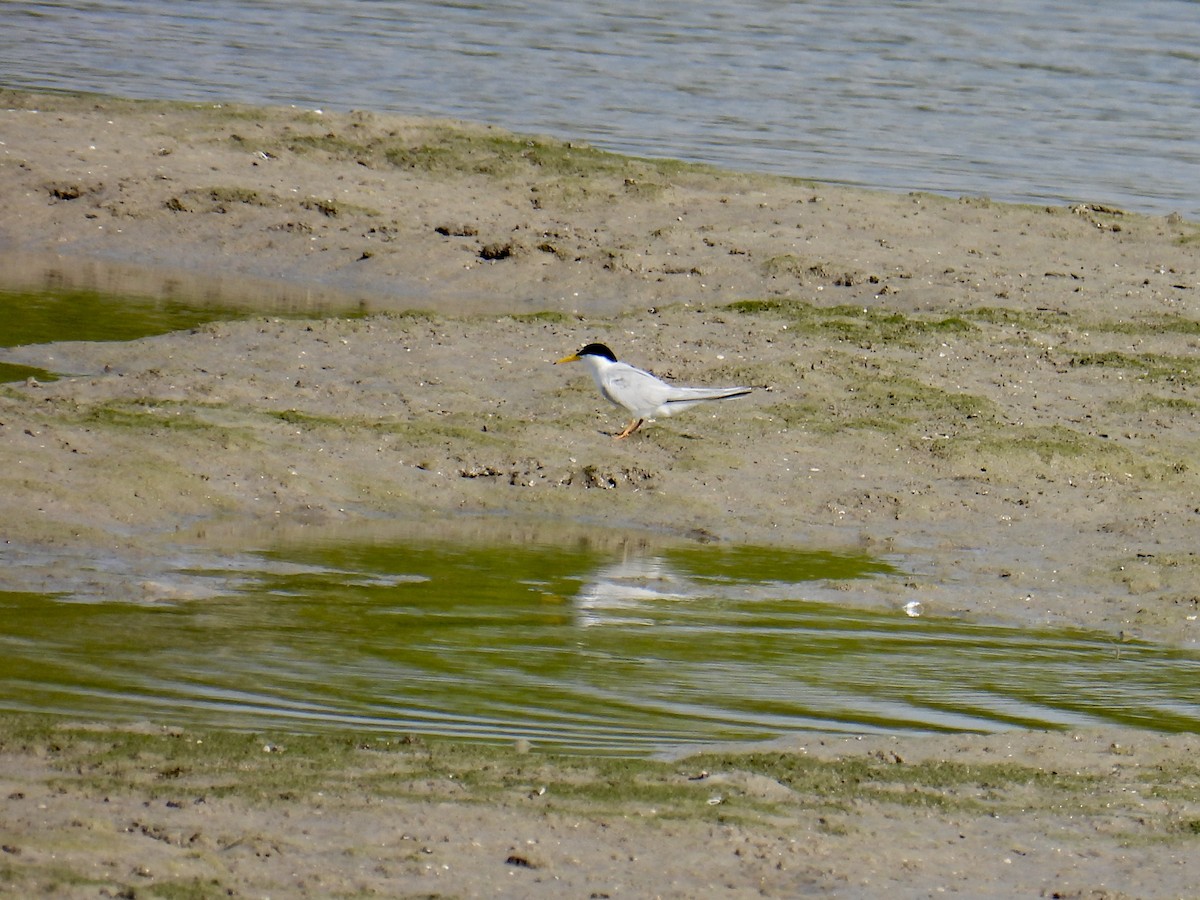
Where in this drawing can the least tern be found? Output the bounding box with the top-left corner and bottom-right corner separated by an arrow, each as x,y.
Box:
555,342 -> 751,439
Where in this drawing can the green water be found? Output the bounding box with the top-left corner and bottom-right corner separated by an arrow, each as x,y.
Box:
2,532 -> 1197,754
0,285 -> 358,382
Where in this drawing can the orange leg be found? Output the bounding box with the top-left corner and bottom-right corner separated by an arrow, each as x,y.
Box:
614,418 -> 644,440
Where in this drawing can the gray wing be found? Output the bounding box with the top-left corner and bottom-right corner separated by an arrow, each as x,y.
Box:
659,384 -> 753,412
606,363 -> 750,418
602,364 -> 677,415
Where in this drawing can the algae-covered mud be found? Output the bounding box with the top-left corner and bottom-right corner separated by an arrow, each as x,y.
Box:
2,716 -> 1199,897
1,89 -> 1200,896
3,285 -> 1197,642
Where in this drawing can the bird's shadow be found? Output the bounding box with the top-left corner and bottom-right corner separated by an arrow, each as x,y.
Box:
599,427 -> 700,442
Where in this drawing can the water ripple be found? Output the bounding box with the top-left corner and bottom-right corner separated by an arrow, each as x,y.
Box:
1,1 -> 1197,216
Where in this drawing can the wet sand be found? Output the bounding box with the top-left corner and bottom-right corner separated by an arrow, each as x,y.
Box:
1,89 -> 1199,897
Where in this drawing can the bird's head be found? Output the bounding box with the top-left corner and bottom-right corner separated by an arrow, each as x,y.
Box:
555,343 -> 617,365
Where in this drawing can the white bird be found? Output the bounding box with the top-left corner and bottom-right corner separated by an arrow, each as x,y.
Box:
555,343 -> 752,439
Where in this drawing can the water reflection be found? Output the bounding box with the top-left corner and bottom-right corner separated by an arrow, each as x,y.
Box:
575,547 -> 893,627
1,527 -> 1197,754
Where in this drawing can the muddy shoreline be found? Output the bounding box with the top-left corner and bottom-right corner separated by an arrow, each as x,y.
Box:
2,89 -> 1200,896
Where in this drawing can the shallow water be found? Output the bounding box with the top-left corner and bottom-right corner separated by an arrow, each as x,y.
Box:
2,1 -> 1198,217
0,284 -> 363,382
3,527 -> 1198,755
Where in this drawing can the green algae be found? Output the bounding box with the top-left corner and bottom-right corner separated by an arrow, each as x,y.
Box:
724,299 -> 979,347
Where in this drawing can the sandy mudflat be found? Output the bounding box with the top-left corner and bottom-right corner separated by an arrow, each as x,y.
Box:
1,89 -> 1200,897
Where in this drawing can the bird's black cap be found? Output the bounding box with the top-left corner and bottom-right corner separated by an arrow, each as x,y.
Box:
576,343 -> 617,362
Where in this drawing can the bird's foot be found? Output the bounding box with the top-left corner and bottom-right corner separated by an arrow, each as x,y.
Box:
613,419 -> 644,440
